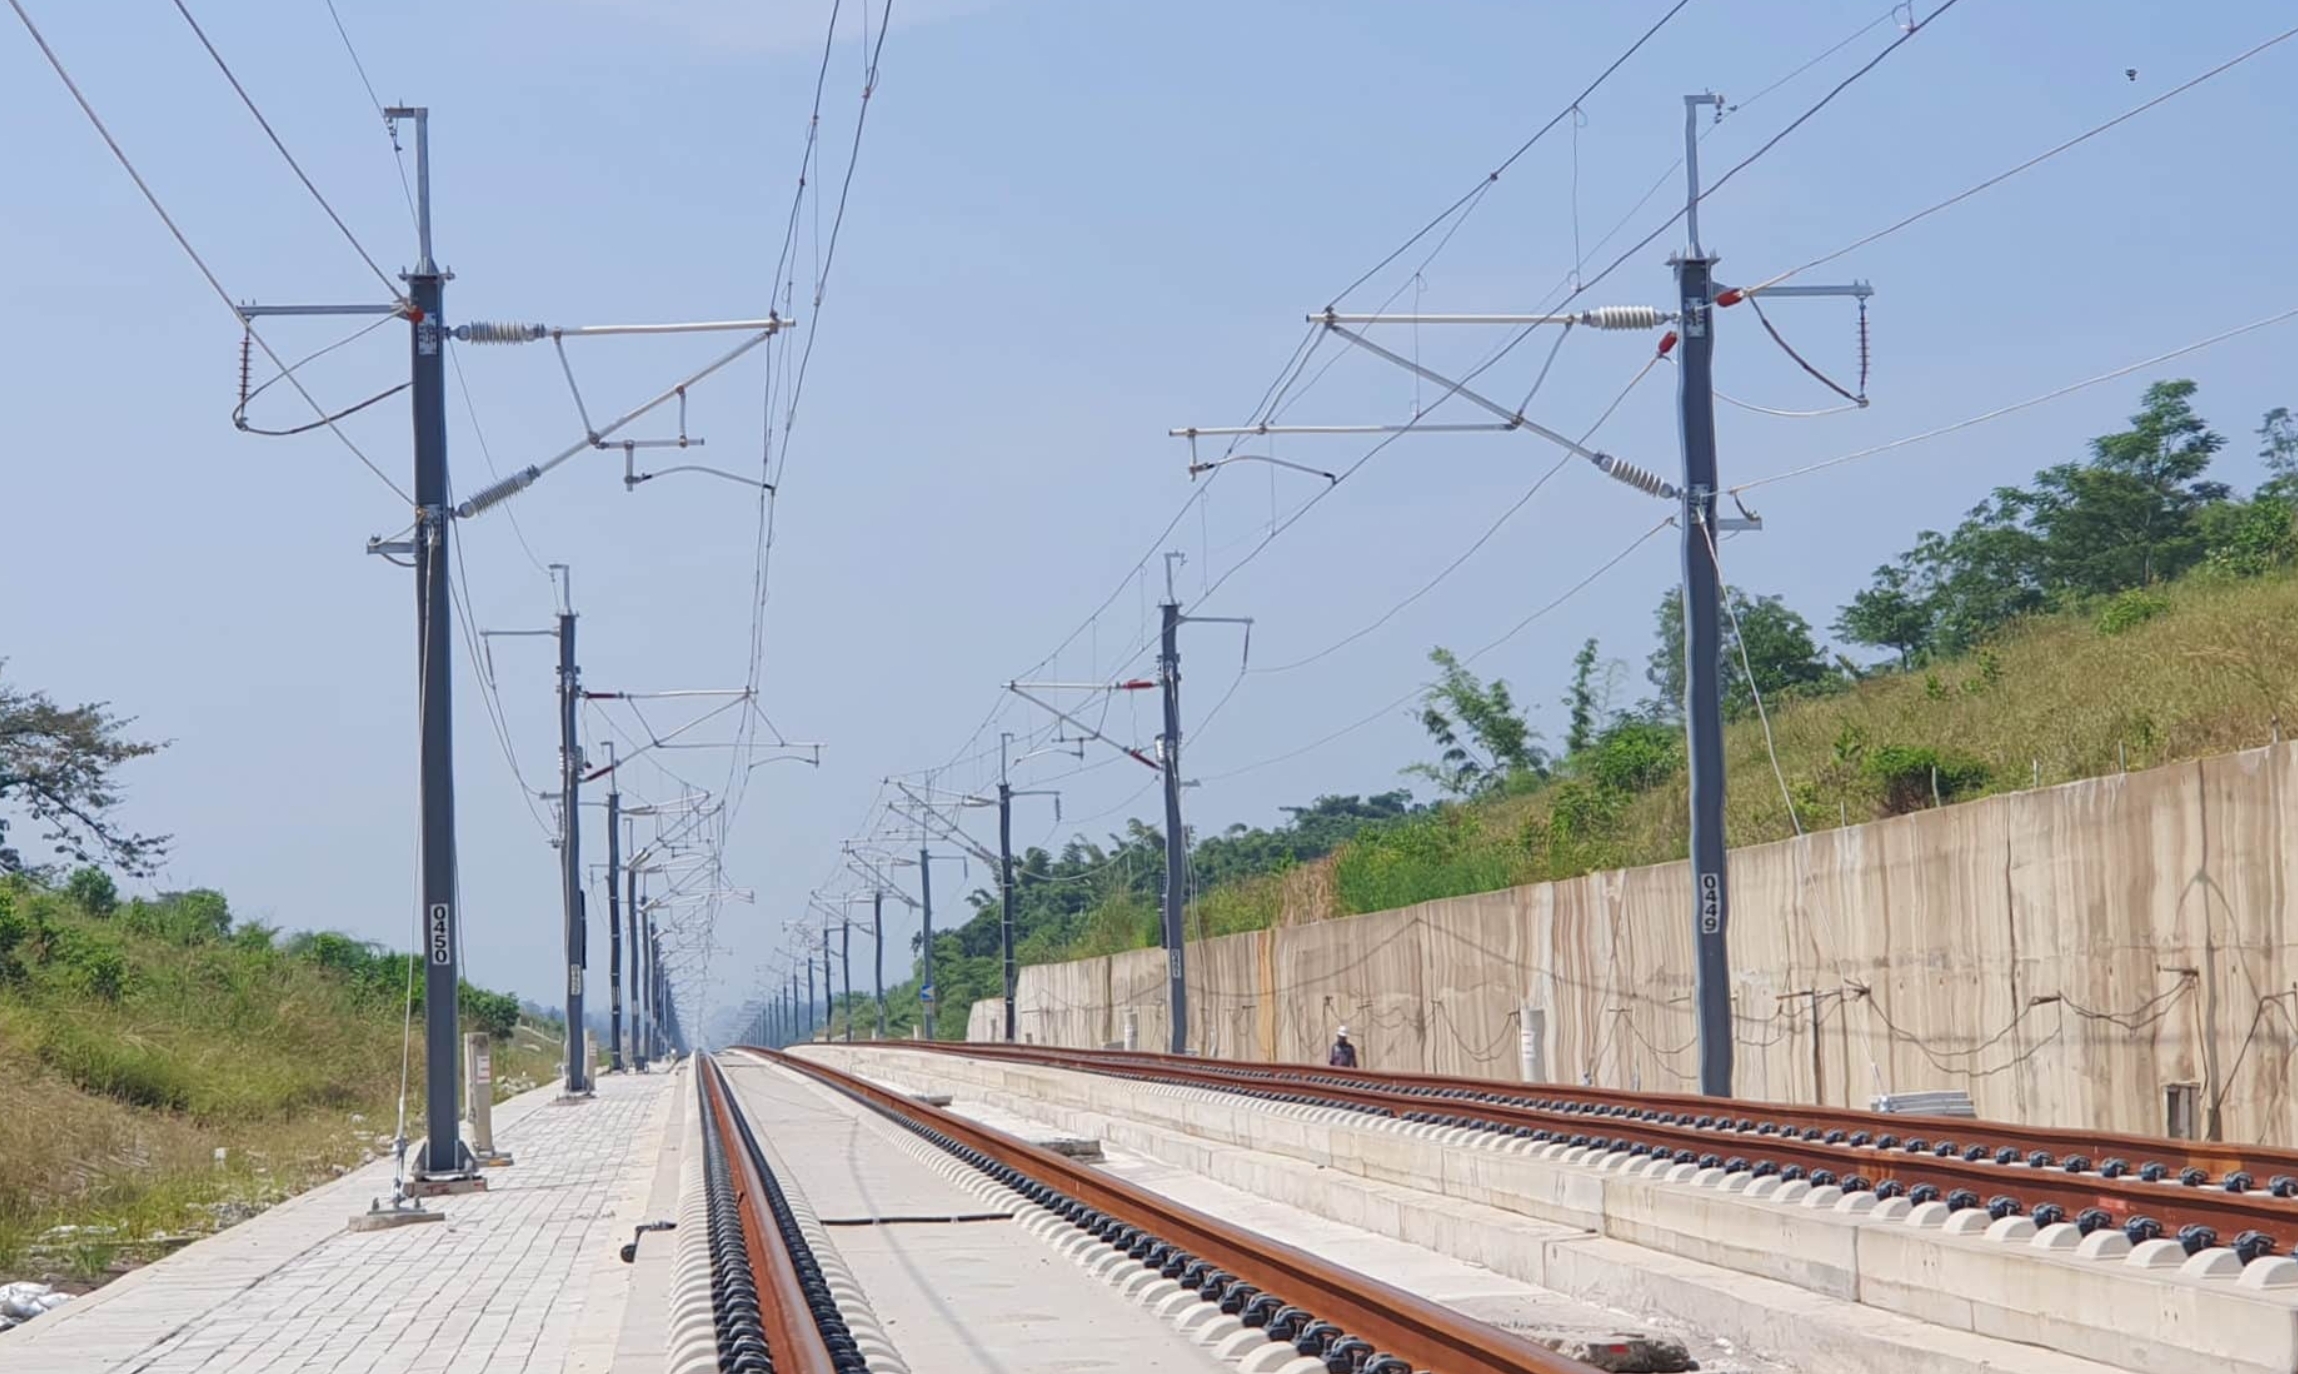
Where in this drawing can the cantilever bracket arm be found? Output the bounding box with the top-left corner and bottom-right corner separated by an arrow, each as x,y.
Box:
1005,685 -> 1160,772
1319,322 -> 1610,464
890,787 -> 1001,869
841,851 -> 923,909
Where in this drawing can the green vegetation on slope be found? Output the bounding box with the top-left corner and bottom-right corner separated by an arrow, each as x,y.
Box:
0,877 -> 555,1284
821,380 -> 2298,1039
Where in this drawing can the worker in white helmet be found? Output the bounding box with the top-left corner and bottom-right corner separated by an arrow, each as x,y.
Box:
1328,1024 -> 1358,1068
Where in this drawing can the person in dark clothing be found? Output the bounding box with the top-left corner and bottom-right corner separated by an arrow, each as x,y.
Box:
1329,1025 -> 1358,1068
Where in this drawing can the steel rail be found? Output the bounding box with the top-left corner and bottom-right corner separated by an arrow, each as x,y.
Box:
700,1057 -> 842,1374
928,1039 -> 2298,1179
751,1046 -> 1600,1374
876,1042 -> 2298,1260
1044,1044 -> 2298,1184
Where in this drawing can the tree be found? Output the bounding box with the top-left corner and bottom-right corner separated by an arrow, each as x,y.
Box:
1563,639 -> 1602,755
1903,502 -> 2050,657
0,667 -> 168,876
1834,381 -> 2252,658
2014,379 -> 2225,594
2259,406 -> 2298,505
1647,587 -> 1842,721
1834,562 -> 1933,667
1404,648 -> 1546,798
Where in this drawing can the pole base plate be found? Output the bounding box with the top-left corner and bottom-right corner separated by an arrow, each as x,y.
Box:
348,1199 -> 448,1232
402,1175 -> 488,1198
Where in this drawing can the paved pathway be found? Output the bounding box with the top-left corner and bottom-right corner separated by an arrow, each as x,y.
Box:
2,1067 -> 680,1374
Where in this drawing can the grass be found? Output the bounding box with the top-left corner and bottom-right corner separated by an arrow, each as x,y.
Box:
0,884 -> 560,1287
1074,568 -> 2298,941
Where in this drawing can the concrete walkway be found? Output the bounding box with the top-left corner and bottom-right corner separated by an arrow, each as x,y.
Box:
1,1068 -> 680,1374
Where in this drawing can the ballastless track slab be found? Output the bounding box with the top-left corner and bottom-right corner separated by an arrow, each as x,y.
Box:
712,1048 -> 1607,1374
879,1041 -> 2298,1263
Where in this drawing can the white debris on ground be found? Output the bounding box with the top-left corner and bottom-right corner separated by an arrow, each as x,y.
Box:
0,1281 -> 71,1333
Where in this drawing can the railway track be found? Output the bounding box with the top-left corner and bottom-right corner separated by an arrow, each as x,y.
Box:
875,1040 -> 2298,1264
693,1057 -> 867,1373
710,1047 -> 1607,1374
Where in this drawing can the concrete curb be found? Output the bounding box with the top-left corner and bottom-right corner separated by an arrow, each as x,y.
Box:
664,1065 -> 719,1374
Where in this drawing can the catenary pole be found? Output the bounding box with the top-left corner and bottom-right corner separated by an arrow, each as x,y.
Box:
818,936 -> 831,1040
654,928 -> 668,1056
555,574 -> 587,1094
918,847 -> 936,1041
644,900 -> 660,1060
841,912 -> 854,1042
1157,594 -> 1189,1055
999,736 -> 1018,1042
629,866 -> 648,1070
397,107 -> 473,1181
873,889 -> 886,1039
1675,92 -> 1732,1096
605,775 -> 623,1071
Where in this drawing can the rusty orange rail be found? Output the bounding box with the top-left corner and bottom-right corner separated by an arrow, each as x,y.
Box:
699,1056 -> 843,1374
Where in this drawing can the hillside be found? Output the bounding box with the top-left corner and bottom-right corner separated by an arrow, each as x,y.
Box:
0,881 -> 558,1287
844,570 -> 2298,1043
1245,565 -> 2298,928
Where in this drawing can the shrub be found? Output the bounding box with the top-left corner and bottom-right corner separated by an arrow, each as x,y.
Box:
1064,894 -> 1159,960
461,987 -> 521,1041
2097,588 -> 2172,637
118,889 -> 233,945
2201,498 -> 2297,579
37,1022 -> 194,1111
170,890 -> 231,940
1331,810 -> 1526,914
1861,744 -> 1991,816
63,867 -> 119,917
47,924 -> 128,1000
0,890 -> 33,983
1581,720 -> 1681,794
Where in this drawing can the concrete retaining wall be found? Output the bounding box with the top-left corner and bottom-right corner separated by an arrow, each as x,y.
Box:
975,742 -> 2298,1143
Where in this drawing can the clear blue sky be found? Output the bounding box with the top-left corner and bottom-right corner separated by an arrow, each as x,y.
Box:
6,2 -> 2293,1037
